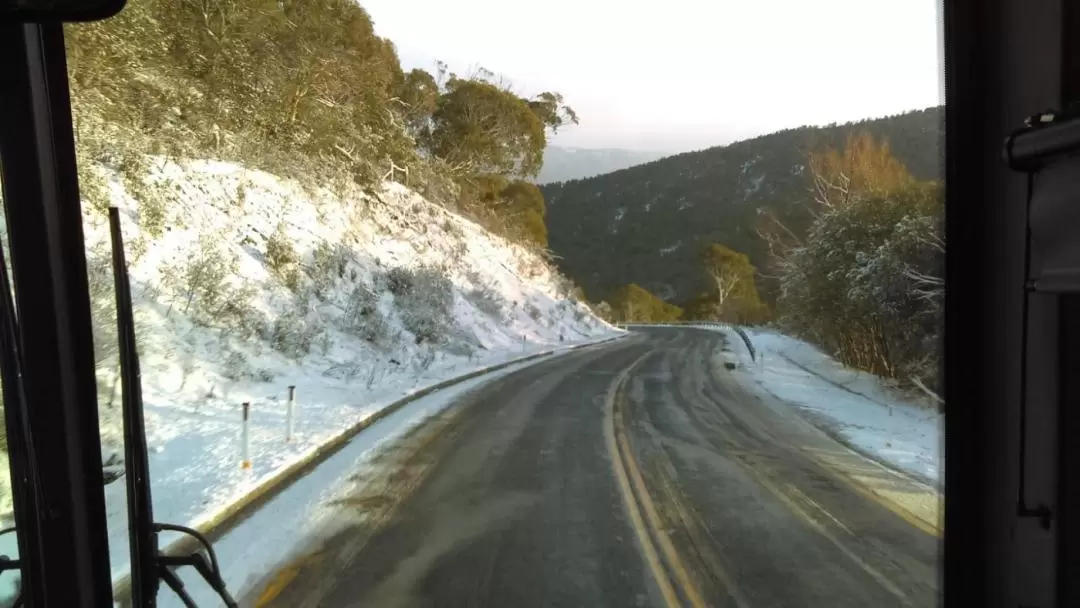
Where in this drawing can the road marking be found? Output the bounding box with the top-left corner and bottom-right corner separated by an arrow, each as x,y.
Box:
726,371 -> 942,537
754,474 -> 913,606
808,449 -> 942,538
604,353 -> 681,608
604,351 -> 712,608
255,552 -> 324,606
256,567 -> 299,606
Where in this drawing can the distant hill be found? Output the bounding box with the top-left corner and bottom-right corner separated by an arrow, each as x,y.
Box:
535,146 -> 666,184
541,107 -> 944,304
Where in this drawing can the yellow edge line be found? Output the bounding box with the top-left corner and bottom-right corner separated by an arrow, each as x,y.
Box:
255,567 -> 300,607
730,371 -> 942,537
816,457 -> 941,538
605,351 -> 710,608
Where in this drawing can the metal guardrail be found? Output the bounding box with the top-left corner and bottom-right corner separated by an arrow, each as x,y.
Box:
619,321 -> 757,362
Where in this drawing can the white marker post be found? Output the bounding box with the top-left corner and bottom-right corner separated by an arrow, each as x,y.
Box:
286,385 -> 296,443
241,402 -> 251,469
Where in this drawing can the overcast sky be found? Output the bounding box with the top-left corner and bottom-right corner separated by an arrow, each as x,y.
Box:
361,0 -> 943,154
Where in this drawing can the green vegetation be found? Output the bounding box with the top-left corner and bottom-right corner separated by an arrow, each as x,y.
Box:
768,134 -> 943,390
543,108 -> 943,394
681,243 -> 768,324
608,284 -> 683,323
542,107 -> 942,303
455,175 -> 549,247
64,0 -> 574,248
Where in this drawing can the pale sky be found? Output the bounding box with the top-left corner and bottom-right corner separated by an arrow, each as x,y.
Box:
360,0 -> 943,154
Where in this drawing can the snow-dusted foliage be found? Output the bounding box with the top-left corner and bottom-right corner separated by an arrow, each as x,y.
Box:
777,182 -> 943,389
0,156 -> 619,536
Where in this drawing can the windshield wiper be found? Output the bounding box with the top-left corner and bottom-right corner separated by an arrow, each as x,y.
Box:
0,215 -> 43,608
109,207 -> 237,608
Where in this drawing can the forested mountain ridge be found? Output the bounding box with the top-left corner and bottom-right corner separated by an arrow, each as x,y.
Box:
541,107 -> 943,303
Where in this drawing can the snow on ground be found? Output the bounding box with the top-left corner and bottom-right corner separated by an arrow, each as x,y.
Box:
706,325 -> 942,485
0,156 -> 618,603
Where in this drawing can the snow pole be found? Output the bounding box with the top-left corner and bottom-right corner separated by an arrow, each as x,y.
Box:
241,402 -> 251,469
286,385 -> 296,442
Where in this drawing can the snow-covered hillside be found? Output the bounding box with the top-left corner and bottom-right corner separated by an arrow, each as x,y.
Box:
0,157 -> 617,530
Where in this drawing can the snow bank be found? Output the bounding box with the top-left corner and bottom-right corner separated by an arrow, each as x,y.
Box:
709,326 -> 942,484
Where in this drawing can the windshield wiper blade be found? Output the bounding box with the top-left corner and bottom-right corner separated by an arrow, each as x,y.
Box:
0,221 -> 41,608
109,208 -> 237,608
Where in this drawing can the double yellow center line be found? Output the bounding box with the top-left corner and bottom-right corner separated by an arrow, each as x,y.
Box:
603,352 -> 711,608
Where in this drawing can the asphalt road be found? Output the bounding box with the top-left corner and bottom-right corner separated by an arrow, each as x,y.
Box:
247,327 -> 939,608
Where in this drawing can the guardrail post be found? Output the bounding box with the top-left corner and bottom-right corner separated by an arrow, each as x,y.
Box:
241,402 -> 251,469
286,385 -> 296,442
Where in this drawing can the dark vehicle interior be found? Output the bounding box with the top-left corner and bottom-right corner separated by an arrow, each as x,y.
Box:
1,0 -> 1079,605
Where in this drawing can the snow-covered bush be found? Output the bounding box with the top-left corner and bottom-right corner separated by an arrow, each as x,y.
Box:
524,301 -> 543,322
223,349 -> 253,381
213,289 -> 269,341
393,265 -> 455,345
268,306 -> 326,359
385,266 -> 413,297
466,284 -> 505,320
309,240 -> 352,297
356,308 -> 394,346
441,218 -> 465,240
160,233 -> 239,325
340,285 -> 395,346
265,223 -> 300,291
777,179 -> 942,386
119,157 -> 174,237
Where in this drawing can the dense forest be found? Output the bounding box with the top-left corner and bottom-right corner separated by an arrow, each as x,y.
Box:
541,107 -> 942,303
543,111 -> 944,394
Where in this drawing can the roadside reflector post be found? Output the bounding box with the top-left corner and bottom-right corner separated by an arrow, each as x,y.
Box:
241,402 -> 251,469
286,385 -> 296,443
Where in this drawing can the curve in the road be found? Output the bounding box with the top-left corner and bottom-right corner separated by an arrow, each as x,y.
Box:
246,327 -> 939,608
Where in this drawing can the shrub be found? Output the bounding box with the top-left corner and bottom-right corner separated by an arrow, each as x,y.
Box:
524,301 -> 543,322
393,265 -> 455,345
385,266 -> 413,296
214,287 -> 268,341
465,284 -> 504,320
136,181 -> 171,238
441,218 -> 465,240
223,350 -> 253,381
412,346 -> 437,373
265,223 -> 299,289
78,164 -> 112,215
341,285 -> 396,345
160,233 -> 238,324
268,308 -> 325,359
310,240 -> 353,297
117,157 -> 173,238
